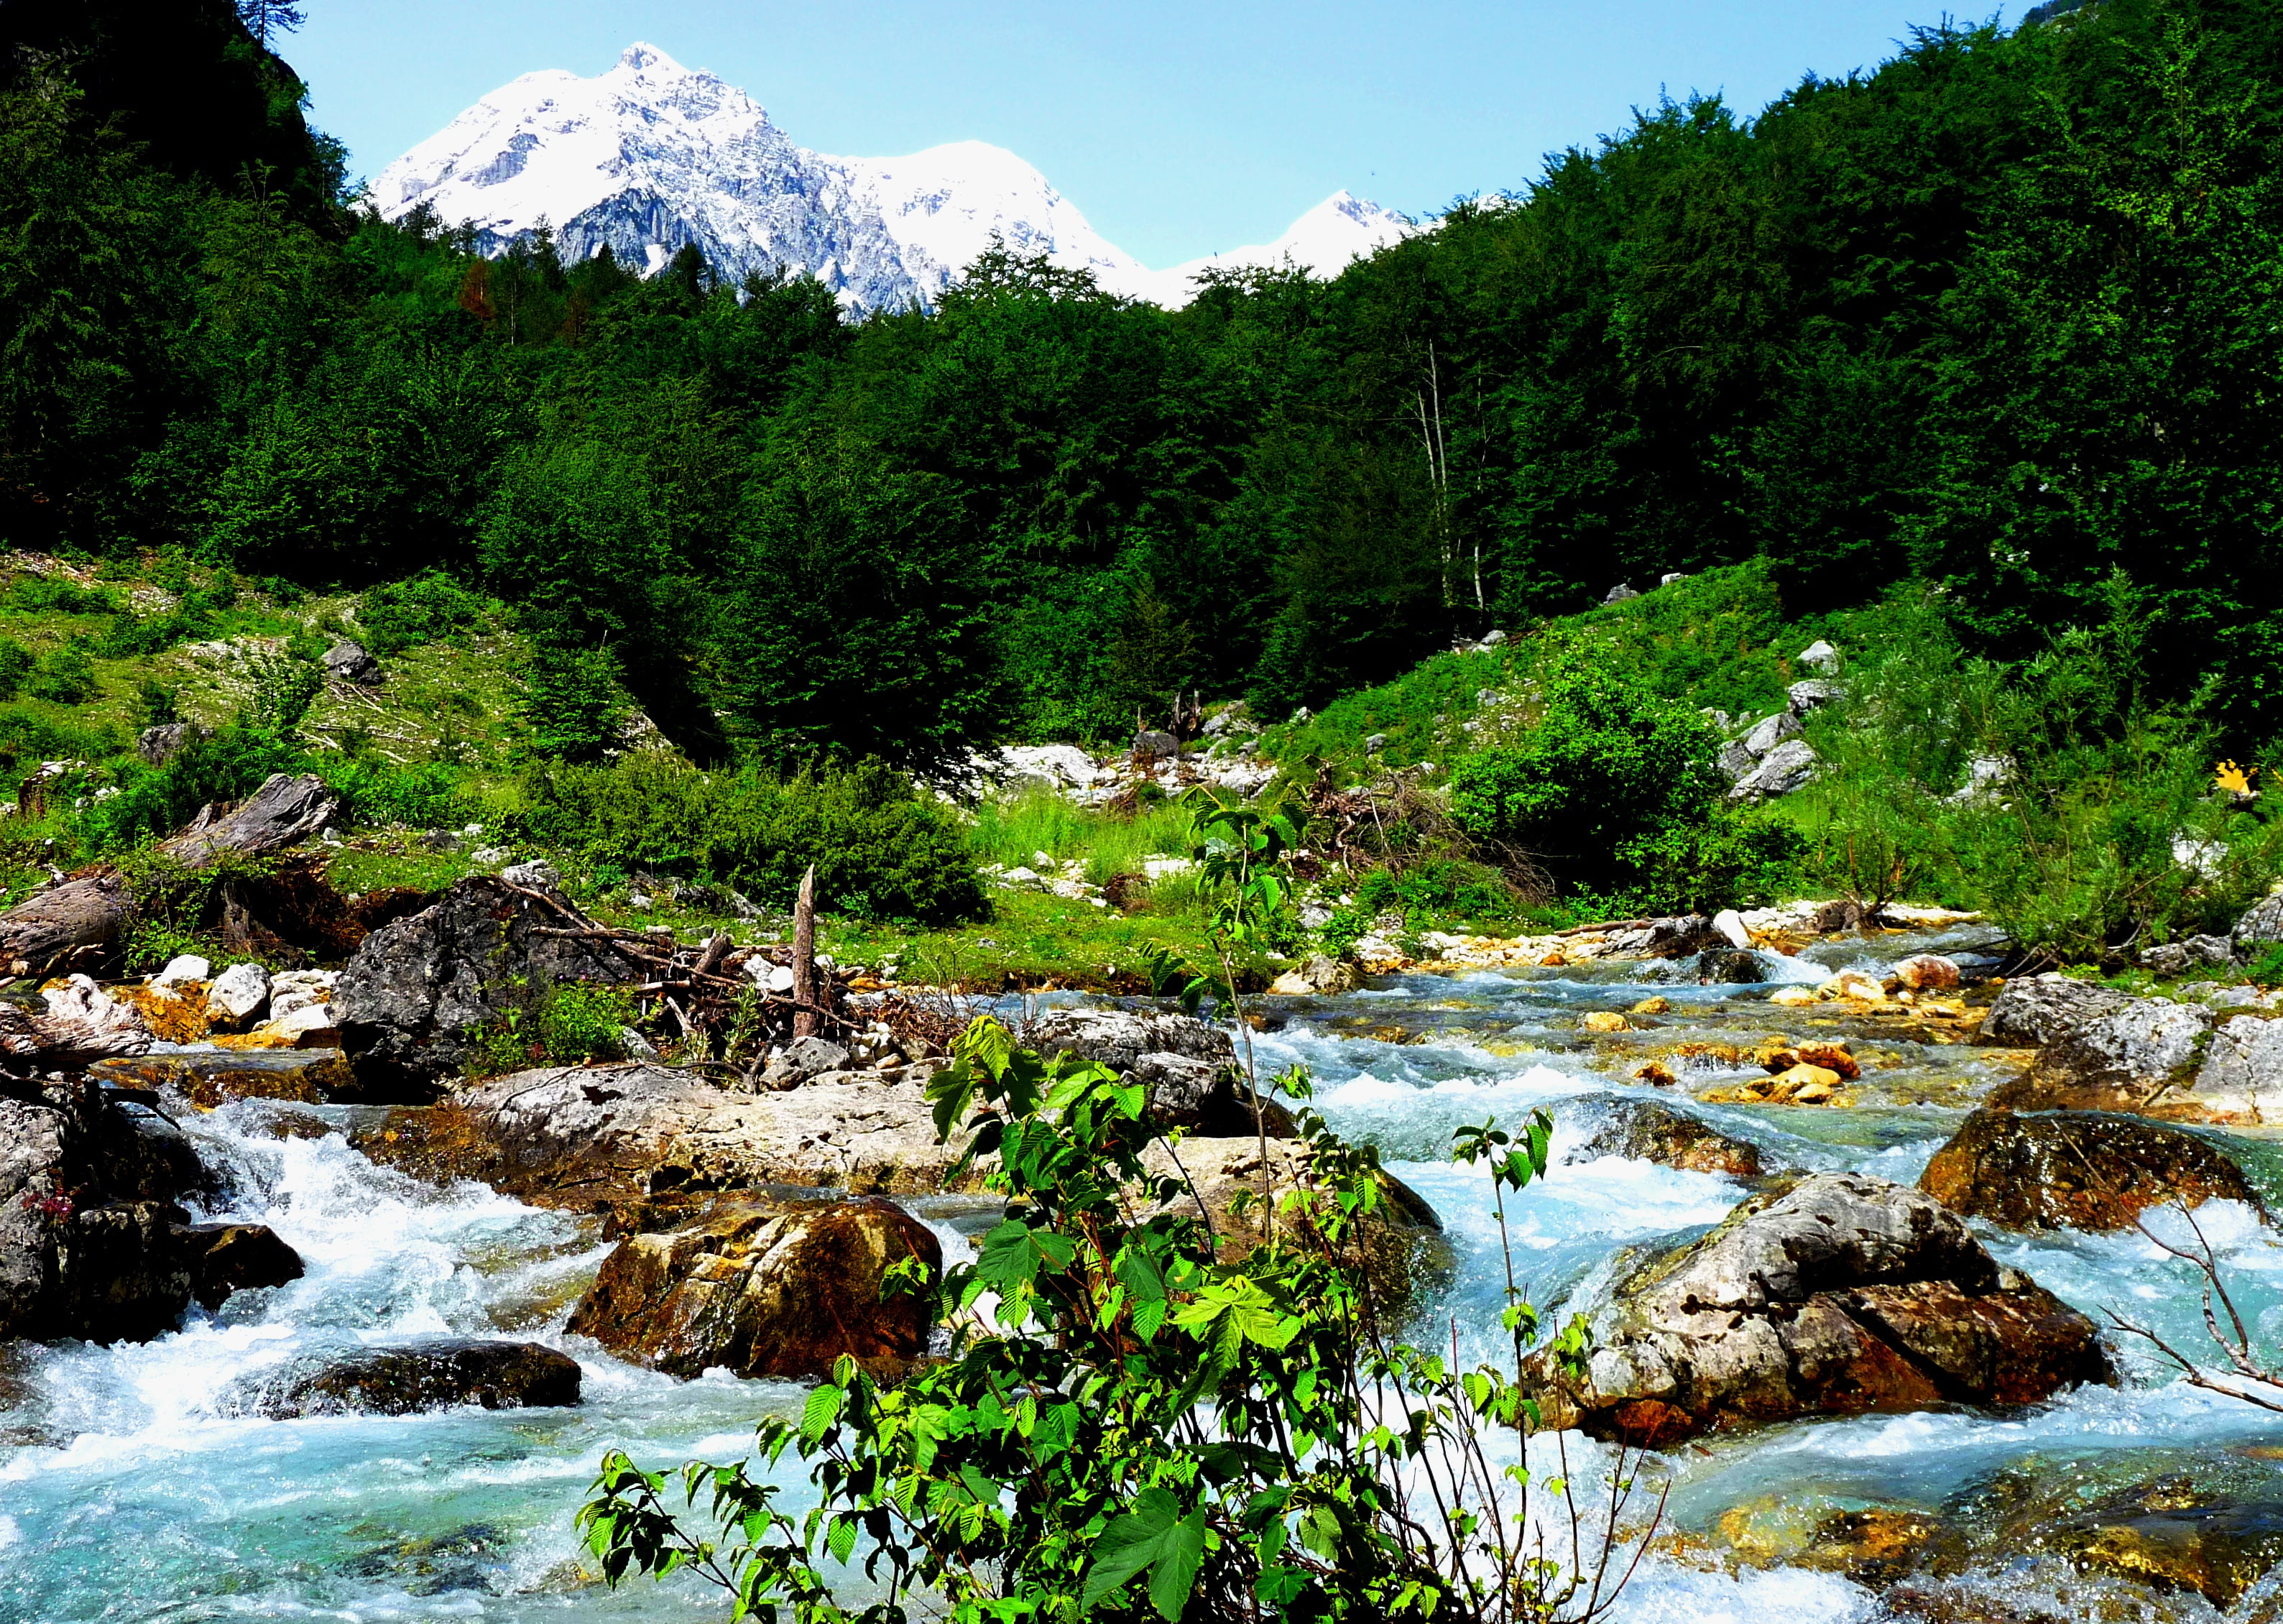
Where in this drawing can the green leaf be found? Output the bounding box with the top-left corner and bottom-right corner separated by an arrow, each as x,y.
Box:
800,1383 -> 845,1447
975,1219 -> 1078,1300
1081,1487 -> 1207,1621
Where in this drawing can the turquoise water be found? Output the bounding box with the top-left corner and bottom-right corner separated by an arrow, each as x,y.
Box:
7,938 -> 2283,1620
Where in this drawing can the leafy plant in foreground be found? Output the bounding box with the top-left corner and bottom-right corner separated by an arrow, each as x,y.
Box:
577,1014 -> 1663,1623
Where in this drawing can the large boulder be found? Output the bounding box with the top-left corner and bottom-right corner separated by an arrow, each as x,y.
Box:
1979,974 -> 2135,1048
1919,1108 -> 2263,1230
1137,1137 -> 1447,1309
1989,993 -> 2259,1121
244,1338 -> 580,1416
566,1196 -> 940,1380
333,876 -> 649,1096
0,1076 -> 295,1343
355,1064 -> 982,1208
2235,890 -> 2283,956
1574,1100 -> 1766,1180
1530,1173 -> 2109,1447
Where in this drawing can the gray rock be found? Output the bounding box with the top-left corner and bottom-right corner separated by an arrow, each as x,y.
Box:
267,969 -> 336,1020
1603,583 -> 1640,605
1947,754 -> 2014,805
1787,678 -> 1843,714
1716,741 -> 1758,783
1742,711 -> 1801,757
1530,1173 -> 2108,1446
134,722 -> 208,766
2190,1017 -> 2283,1122
415,829 -> 461,853
320,640 -> 383,686
1364,733 -> 1388,752
2037,997 -> 2210,1084
2139,934 -> 2235,977
1132,729 -> 1180,762
759,1035 -> 852,1091
204,961 -> 271,1028
0,1076 -> 286,1344
2236,891 -> 2283,955
1027,1007 -> 1235,1072
1797,640 -> 1840,674
677,882 -> 761,919
1659,573 -> 1689,588
499,859 -> 561,890
1479,629 -> 1508,646
1730,738 -> 1818,800
1710,909 -> 1752,951
1981,974 -> 2135,1047
469,846 -> 509,867
333,876 -> 649,1097
1126,1051 -> 1296,1137
242,1338 -> 578,1417
356,1064 -> 985,1203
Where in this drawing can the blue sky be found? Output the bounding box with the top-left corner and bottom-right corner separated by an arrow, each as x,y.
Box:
290,1 -> 2030,269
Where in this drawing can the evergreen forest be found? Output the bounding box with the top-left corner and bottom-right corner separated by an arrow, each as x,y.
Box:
8,0 -> 2283,770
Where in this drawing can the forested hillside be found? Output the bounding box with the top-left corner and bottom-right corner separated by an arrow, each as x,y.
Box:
4,0 -> 2282,765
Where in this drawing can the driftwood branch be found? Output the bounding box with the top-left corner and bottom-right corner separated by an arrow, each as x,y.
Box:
793,864 -> 818,1041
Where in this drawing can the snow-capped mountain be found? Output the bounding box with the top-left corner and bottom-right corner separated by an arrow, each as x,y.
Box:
374,43 -> 1411,312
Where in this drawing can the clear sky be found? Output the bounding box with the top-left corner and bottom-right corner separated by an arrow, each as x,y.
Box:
288,0 -> 2031,269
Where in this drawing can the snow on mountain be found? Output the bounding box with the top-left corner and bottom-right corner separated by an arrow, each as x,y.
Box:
1116,192 -> 1416,305
374,43 -> 1408,312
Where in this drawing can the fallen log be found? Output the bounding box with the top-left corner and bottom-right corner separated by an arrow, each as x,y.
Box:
0,774 -> 339,979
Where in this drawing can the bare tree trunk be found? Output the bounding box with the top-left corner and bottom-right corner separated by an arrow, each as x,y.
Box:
791,866 -> 819,1040
0,774 -> 338,979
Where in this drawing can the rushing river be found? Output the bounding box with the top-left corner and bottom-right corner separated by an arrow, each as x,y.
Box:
8,927 -> 2283,1622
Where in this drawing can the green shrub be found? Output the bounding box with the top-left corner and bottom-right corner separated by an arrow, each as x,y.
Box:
241,651 -> 322,740
462,979 -> 640,1078
27,647 -> 98,705
1449,642 -> 1795,913
77,728 -> 301,854
11,576 -> 117,616
359,571 -> 490,655
520,640 -> 628,762
313,756 -> 469,830
0,640 -> 33,702
522,753 -> 987,925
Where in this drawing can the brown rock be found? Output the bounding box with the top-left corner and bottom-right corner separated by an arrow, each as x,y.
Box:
246,1338 -> 581,1417
567,1196 -> 940,1382
1896,955 -> 1963,992
1528,1173 -> 2108,1447
178,1222 -> 303,1309
1577,1100 -> 1765,1179
1919,1109 -> 2262,1231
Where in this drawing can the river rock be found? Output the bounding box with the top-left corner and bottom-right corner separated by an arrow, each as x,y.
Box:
1980,973 -> 2134,1047
1126,1051 -> 1297,1136
249,1338 -> 581,1416
1919,1109 -> 2263,1231
1893,954 -> 1960,992
1528,1173 -> 2109,1447
1575,1101 -> 1765,1178
178,1222 -> 305,1308
333,875 -> 649,1096
757,1035 -> 850,1090
1710,909 -> 1752,951
1991,995 -> 2228,1120
0,1075 -> 241,1343
356,1063 -> 982,1207
566,1196 -> 940,1381
205,961 -> 271,1028
1028,1007 -> 1235,1071
1138,1136 -> 1447,1309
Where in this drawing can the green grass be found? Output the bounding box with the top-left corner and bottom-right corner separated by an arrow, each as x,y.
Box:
968,787 -> 1200,887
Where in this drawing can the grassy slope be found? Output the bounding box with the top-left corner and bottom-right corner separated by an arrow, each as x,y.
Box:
0,552 -> 1898,987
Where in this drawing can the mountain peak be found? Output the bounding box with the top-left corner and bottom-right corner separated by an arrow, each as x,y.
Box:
374,47 -> 1409,311
614,42 -> 686,76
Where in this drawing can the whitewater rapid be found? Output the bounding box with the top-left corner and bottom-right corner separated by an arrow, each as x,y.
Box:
6,933 -> 2283,1620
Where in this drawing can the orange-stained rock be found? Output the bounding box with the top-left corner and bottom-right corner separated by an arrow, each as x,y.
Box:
1582,1011 -> 1629,1033
1894,954 -> 1962,992
1919,1107 -> 2262,1232
567,1196 -> 941,1382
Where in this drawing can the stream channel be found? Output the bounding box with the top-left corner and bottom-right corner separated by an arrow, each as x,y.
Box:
6,923 -> 2283,1621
